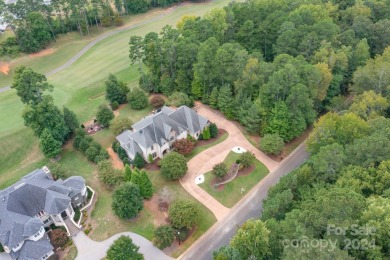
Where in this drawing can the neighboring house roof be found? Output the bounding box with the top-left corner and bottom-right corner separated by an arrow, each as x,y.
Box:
0,167 -> 86,260
116,106 -> 209,157
17,234 -> 53,260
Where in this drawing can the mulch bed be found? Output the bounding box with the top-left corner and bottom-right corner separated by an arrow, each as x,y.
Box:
195,129 -> 227,147
145,158 -> 161,171
210,165 -> 255,192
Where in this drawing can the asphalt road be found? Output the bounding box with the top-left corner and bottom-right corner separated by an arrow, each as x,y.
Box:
179,142 -> 309,260
0,3 -> 187,94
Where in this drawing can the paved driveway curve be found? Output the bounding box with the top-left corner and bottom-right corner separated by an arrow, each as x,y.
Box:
180,103 -> 280,220
73,232 -> 172,260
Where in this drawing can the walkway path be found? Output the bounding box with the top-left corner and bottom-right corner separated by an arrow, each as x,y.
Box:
180,103 -> 280,220
0,3 -> 189,93
73,232 -> 173,260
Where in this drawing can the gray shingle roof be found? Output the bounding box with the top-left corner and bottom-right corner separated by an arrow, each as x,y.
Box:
117,106 -> 209,157
18,234 -> 53,260
0,167 -> 86,260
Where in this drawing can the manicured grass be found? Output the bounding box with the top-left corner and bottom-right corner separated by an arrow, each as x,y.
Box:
89,170 -> 217,254
199,151 -> 269,208
63,245 -> 78,260
186,132 -> 229,161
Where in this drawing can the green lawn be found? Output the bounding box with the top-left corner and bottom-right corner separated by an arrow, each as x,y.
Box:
186,132 -> 229,161
199,151 -> 269,208
89,170 -> 217,257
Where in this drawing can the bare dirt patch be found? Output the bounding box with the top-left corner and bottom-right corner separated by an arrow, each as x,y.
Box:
0,62 -> 10,75
28,48 -> 55,58
144,195 -> 169,226
107,147 -> 124,169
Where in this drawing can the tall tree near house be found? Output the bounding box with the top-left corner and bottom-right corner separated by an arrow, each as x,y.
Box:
124,164 -> 132,181
133,152 -> 145,168
40,129 -> 62,158
23,96 -> 69,142
131,168 -> 153,199
63,107 -> 79,138
105,74 -> 129,105
12,66 -> 53,105
129,35 -> 144,73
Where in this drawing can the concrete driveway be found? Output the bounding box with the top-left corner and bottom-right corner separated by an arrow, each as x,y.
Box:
180,103 -> 280,220
73,232 -> 173,260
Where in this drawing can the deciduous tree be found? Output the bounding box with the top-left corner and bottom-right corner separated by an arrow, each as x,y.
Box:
112,182 -> 144,219
106,236 -> 144,260
169,200 -> 199,229
96,105 -> 115,127
39,129 -> 62,158
160,152 -> 188,180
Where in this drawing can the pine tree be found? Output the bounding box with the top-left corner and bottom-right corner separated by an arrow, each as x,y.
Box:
217,86 -> 235,119
209,88 -> 219,108
124,164 -> 132,181
133,152 -> 145,168
130,168 -> 153,199
203,127 -> 211,140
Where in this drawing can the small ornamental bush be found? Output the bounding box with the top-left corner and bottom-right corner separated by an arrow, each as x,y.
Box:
153,225 -> 175,249
203,127 -> 211,140
49,228 -> 68,249
212,163 -> 228,179
111,101 -> 119,110
209,123 -> 218,138
239,151 -> 256,168
133,152 -> 146,168
150,95 -> 165,108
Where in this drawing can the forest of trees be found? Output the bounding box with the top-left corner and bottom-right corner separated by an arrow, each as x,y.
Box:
130,0 -> 390,144
0,0 -> 205,55
127,1 -> 390,258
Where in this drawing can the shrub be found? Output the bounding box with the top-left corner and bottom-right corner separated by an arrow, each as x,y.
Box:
203,127 -> 211,140
239,151 -> 256,168
150,95 -> 165,108
209,123 -> 218,138
169,200 -> 199,229
133,152 -> 145,168
112,182 -> 144,219
49,229 -> 68,249
106,236 -> 144,260
167,92 -> 191,107
173,139 -> 195,155
111,101 -> 119,110
148,153 -> 153,163
212,163 -> 228,179
153,225 -> 175,249
105,74 -> 129,104
111,117 -> 133,135
128,87 -> 148,109
85,146 -> 99,161
96,104 -> 115,127
160,152 -> 188,180
259,134 -> 285,155
0,243 -> 4,252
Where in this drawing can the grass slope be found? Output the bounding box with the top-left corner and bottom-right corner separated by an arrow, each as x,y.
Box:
199,151 -> 269,208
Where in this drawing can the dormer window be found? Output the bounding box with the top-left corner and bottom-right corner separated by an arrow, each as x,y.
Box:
36,211 -> 45,218
151,145 -> 154,151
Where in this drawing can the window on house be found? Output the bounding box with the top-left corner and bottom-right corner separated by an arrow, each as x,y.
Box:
152,152 -> 157,158
43,219 -> 49,224
151,145 -> 154,151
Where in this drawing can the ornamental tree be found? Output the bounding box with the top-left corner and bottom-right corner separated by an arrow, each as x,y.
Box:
169,200 -> 199,229
239,151 -> 255,168
106,236 -> 144,260
150,95 -> 165,108
173,138 -> 195,155
111,117 -> 133,135
160,152 -> 188,180
112,182 -> 144,219
209,123 -> 218,138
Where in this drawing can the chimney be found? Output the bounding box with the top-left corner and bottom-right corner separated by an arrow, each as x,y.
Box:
42,166 -> 54,180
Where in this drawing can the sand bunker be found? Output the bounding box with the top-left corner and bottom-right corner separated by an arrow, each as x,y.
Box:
0,62 -> 10,75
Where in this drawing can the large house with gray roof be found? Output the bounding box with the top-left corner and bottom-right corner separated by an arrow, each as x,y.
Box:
0,167 -> 87,260
116,105 -> 209,162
